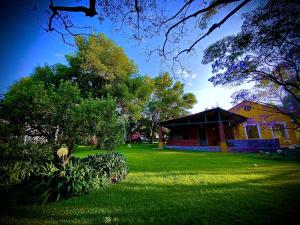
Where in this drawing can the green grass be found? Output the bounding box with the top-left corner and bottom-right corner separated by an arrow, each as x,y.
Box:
1,143 -> 300,225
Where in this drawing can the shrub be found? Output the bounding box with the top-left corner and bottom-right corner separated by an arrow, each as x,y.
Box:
0,143 -> 54,163
256,147 -> 300,161
0,143 -> 128,204
82,151 -> 128,182
30,159 -> 110,203
31,152 -> 128,203
0,161 -> 37,185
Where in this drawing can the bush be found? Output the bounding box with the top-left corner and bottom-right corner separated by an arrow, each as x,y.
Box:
256,146 -> 300,161
0,143 -> 53,186
0,142 -> 128,204
82,151 -> 128,182
29,152 -> 128,203
0,161 -> 37,185
0,143 -> 54,163
30,159 -> 110,203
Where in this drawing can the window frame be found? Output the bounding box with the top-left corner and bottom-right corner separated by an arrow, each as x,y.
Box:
271,122 -> 289,139
244,123 -> 262,139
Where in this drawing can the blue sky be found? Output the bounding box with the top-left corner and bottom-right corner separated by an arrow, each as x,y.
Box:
0,0 -> 258,112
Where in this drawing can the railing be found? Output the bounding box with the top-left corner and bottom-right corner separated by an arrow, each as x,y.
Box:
227,139 -> 280,152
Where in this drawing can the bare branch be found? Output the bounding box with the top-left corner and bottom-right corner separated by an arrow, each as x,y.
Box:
161,0 -> 195,25
174,0 -> 252,59
161,0 -> 241,56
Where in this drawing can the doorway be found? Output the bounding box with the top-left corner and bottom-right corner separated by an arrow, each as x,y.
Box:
199,128 -> 208,145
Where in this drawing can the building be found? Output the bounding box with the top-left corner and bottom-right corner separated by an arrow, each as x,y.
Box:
158,101 -> 299,152
229,101 -> 299,146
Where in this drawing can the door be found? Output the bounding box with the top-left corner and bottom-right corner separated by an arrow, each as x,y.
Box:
199,128 -> 208,145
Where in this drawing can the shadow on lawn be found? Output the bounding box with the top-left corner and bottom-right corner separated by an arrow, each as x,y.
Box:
1,169 -> 300,225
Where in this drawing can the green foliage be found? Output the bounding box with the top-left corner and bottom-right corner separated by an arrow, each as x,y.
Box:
31,159 -> 109,203
0,143 -> 54,163
142,72 -> 197,141
28,33 -> 152,138
65,34 -> 151,130
0,161 -> 36,185
0,143 -> 53,185
82,152 -> 128,182
202,0 -> 300,109
256,147 -> 300,161
0,148 -> 128,204
69,97 -> 126,150
30,152 -> 127,203
67,34 -> 136,84
0,79 -> 81,146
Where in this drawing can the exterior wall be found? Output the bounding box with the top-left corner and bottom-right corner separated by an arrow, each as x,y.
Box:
168,139 -> 199,146
229,101 -> 299,146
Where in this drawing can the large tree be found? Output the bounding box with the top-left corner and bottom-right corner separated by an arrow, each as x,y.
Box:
202,0 -> 300,127
32,34 -> 151,132
143,72 -> 197,142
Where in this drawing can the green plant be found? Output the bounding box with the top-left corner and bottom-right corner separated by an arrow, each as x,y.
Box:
0,161 -> 37,185
256,148 -> 300,161
31,159 -> 110,203
0,143 -> 54,163
82,152 -> 128,182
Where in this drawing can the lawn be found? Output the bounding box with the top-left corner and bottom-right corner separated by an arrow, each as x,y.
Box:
1,143 -> 300,225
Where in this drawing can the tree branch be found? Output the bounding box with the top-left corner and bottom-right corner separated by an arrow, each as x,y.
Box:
48,0 -> 97,32
174,0 -> 252,59
161,0 -> 195,25
161,0 -> 241,56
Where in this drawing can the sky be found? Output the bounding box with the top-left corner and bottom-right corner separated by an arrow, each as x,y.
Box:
0,0 -> 258,113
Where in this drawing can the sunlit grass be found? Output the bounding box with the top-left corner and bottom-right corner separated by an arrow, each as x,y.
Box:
1,143 -> 300,225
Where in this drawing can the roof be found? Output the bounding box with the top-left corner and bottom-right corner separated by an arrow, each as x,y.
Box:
159,107 -> 248,127
229,100 -> 290,114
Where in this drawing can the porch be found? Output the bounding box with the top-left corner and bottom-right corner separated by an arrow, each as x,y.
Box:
158,107 -> 247,152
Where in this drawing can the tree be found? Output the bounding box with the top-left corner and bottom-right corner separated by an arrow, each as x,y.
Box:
143,72 -> 197,142
65,34 -> 137,97
0,78 -> 82,162
202,0 -> 300,127
32,34 -> 151,135
69,97 -> 126,150
43,0 -> 253,68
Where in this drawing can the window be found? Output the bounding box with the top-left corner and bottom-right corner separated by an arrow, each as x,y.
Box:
243,105 -> 252,111
245,124 -> 260,139
172,128 -> 189,140
272,123 -> 288,139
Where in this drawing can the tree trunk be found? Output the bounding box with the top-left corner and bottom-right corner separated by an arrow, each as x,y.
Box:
149,122 -> 156,144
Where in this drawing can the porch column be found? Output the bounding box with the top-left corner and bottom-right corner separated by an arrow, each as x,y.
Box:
218,122 -> 228,152
158,125 -> 164,148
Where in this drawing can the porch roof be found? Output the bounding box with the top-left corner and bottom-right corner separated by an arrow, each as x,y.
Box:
159,107 -> 248,128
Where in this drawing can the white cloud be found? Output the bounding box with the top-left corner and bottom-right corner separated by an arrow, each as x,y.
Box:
53,52 -> 64,58
177,69 -> 197,82
190,82 -> 254,113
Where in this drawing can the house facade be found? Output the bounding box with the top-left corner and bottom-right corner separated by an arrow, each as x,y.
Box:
229,101 -> 299,146
158,101 -> 299,152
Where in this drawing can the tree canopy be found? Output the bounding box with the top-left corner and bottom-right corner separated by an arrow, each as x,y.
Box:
143,72 -> 197,142
202,0 -> 300,126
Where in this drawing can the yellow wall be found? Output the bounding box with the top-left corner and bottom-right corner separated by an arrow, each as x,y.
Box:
229,101 -> 299,146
